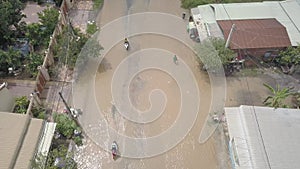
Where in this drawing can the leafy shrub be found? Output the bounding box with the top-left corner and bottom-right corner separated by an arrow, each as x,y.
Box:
53,113 -> 80,139
73,136 -> 83,146
14,96 -> 29,114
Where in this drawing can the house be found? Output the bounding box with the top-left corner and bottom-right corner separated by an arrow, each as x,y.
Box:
224,105 -> 300,169
217,19 -> 291,59
0,112 -> 56,169
191,0 -> 300,59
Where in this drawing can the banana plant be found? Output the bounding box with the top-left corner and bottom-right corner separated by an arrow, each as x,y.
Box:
263,83 -> 294,108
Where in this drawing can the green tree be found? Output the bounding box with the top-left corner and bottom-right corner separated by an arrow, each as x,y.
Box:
53,113 -> 79,138
210,37 -> 236,66
0,48 -> 22,73
263,83 -> 293,108
195,37 -> 235,72
14,96 -> 29,114
277,46 -> 300,72
31,107 -> 46,119
86,22 -> 98,35
0,0 -> 25,46
46,144 -> 68,168
93,0 -> 104,10
38,7 -> 59,38
53,27 -> 90,68
31,153 -> 47,169
26,23 -> 44,50
25,53 -> 44,77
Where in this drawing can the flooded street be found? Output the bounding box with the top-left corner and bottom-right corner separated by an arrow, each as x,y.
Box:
74,0 -> 220,168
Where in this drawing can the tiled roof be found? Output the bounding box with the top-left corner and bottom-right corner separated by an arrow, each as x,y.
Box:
217,19 -> 291,49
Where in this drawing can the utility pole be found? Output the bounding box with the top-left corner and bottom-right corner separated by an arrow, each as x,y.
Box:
58,92 -> 72,115
225,24 -> 235,48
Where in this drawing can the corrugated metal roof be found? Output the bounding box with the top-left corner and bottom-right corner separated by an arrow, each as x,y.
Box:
37,122 -> 56,156
191,5 -> 224,40
225,105 -> 300,169
217,19 -> 291,49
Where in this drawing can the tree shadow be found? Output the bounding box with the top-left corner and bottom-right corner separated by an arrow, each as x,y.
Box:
98,58 -> 112,73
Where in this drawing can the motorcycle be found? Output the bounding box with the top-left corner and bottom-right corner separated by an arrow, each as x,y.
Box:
124,41 -> 129,50
111,141 -> 118,160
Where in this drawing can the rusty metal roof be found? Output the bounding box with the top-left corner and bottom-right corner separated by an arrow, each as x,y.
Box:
217,19 -> 291,50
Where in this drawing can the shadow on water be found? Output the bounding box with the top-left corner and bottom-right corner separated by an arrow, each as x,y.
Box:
126,0 -> 133,9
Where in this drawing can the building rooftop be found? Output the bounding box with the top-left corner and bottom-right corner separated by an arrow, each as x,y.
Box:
217,19 -> 291,49
0,87 -> 15,112
225,105 -> 300,169
0,112 -> 43,169
192,0 -> 300,46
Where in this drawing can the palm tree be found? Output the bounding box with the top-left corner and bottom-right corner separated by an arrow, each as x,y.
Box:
263,83 -> 293,108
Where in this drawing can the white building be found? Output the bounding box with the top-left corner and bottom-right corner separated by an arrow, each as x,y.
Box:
225,105 -> 300,169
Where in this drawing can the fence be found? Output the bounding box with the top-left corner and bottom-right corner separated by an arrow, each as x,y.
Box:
26,0 -> 75,115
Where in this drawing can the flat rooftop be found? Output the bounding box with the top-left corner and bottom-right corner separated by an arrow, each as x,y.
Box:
225,105 -> 300,169
0,112 -> 43,169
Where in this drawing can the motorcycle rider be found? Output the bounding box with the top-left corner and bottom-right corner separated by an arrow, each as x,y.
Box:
124,38 -> 129,50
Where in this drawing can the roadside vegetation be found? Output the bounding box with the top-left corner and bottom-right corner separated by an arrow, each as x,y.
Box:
181,0 -> 280,9
93,0 -> 104,10
52,27 -> 89,69
276,45 -> 300,74
0,0 -> 59,78
86,21 -> 99,36
195,37 -> 236,75
13,96 -> 30,114
13,96 -> 47,118
263,83 -> 300,109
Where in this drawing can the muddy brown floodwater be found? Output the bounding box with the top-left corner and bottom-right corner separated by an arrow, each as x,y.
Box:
74,0 -> 221,169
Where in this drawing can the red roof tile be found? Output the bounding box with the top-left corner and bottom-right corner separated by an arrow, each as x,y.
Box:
217,19 -> 291,50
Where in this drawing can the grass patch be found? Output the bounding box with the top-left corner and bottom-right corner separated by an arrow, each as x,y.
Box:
87,21 -> 98,35
235,68 -> 262,77
93,0 -> 103,10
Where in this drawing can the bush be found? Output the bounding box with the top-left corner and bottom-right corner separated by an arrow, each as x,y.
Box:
86,21 -> 98,35
53,27 -> 88,68
46,144 -> 68,168
53,113 -> 80,139
25,53 -> 44,78
31,107 -> 46,119
73,136 -> 83,146
93,0 -> 103,10
14,96 -> 29,114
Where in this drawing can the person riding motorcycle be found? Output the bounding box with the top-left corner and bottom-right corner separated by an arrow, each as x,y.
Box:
124,38 -> 129,50
111,141 -> 118,160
